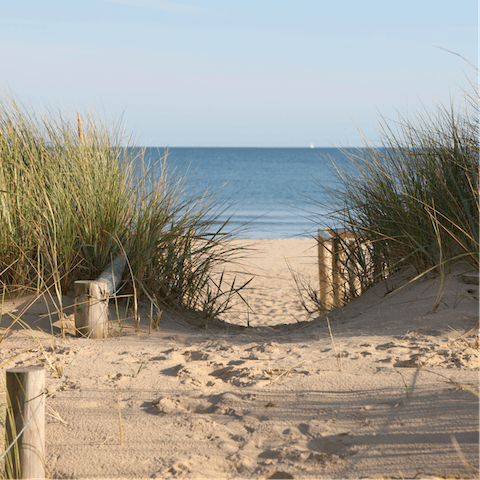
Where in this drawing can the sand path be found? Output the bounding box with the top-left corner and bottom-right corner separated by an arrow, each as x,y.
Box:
0,239 -> 478,479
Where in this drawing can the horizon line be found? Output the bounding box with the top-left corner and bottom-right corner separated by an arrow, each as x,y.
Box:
139,145 -> 366,149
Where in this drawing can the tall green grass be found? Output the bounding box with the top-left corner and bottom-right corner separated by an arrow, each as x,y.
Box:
314,82 -> 478,307
0,92 -> 248,320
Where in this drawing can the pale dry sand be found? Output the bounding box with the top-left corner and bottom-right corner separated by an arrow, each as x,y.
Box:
0,239 -> 479,479
216,238 -> 319,326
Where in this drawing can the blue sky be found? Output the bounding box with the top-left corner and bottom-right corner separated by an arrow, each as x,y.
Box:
1,0 -> 477,147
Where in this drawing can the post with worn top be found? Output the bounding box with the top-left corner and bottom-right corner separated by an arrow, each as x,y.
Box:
74,254 -> 127,338
5,366 -> 45,479
74,280 -> 109,338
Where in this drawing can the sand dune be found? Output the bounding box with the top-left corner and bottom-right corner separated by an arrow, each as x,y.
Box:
0,239 -> 478,479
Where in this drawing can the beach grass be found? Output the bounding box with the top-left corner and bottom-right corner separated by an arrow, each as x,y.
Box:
0,92 -> 251,475
311,80 -> 478,309
0,92 -> 249,320
0,62 -> 478,479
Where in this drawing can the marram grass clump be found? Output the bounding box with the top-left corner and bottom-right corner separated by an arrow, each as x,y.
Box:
315,83 -> 478,307
0,92 -> 248,320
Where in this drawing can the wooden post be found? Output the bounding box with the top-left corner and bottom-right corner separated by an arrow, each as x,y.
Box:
74,280 -> 109,338
340,231 -> 358,299
317,229 -> 331,309
330,235 -> 342,308
5,367 -> 45,479
74,254 -> 127,338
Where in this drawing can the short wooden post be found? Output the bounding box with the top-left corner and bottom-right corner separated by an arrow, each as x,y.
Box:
317,229 -> 331,309
5,367 -> 45,479
340,231 -> 358,298
74,254 -> 127,338
74,280 -> 109,338
330,234 -> 342,308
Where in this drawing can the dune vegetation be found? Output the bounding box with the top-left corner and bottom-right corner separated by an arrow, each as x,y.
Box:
0,93 -> 248,321
313,81 -> 478,308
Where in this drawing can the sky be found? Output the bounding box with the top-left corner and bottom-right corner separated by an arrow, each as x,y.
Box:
1,0 -> 477,147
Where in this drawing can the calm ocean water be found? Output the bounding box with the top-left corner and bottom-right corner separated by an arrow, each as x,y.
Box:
144,147 -> 354,239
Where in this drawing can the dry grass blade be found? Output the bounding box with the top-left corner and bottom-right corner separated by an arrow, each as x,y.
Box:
448,325 -> 478,350
326,315 -> 342,371
46,404 -> 68,425
396,370 -> 410,398
269,360 -> 307,385
450,435 -> 479,475
421,368 -> 478,396
287,259 -> 328,316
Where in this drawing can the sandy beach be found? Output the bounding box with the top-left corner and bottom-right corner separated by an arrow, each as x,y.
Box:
1,238 -> 478,479
215,238 -> 319,327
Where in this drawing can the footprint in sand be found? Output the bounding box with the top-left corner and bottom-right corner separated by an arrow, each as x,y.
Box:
376,357 -> 394,364
209,392 -> 253,417
209,365 -> 273,387
152,392 -> 254,418
281,426 -> 303,439
387,332 -> 479,368
375,341 -> 401,351
183,350 -> 210,362
149,355 -> 167,361
152,396 -> 213,415
246,341 -> 281,355
152,397 -> 188,414
57,380 -> 79,391
394,348 -> 478,368
160,364 -> 184,376
290,419 -> 357,462
267,471 -> 294,479
228,359 -> 246,366
306,435 -> 355,459
298,420 -> 331,438
160,356 -> 310,387
259,444 -> 331,467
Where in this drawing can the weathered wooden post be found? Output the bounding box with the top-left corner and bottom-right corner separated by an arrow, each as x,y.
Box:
74,254 -> 127,338
340,231 -> 358,299
330,232 -> 342,308
5,367 -> 45,479
317,229 -> 332,309
74,280 -> 109,338
329,229 -> 356,308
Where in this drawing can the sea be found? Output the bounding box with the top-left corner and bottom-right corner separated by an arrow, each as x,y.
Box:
142,147 -> 356,239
